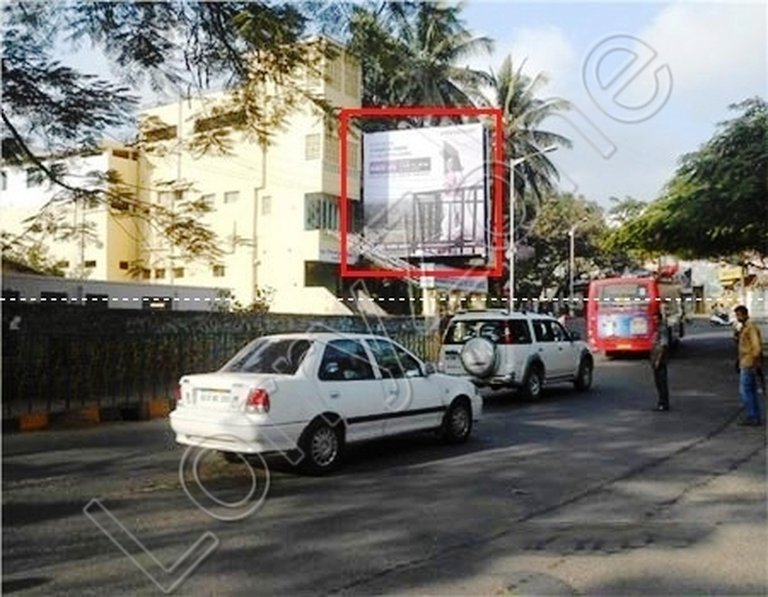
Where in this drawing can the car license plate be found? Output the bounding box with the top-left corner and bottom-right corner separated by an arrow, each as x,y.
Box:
197,390 -> 230,407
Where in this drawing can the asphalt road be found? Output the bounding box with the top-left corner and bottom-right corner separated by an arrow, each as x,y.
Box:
3,321 -> 766,596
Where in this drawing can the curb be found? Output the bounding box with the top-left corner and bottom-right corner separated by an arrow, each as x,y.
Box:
3,398 -> 173,433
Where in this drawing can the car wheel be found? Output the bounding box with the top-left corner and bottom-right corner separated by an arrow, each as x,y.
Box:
521,366 -> 543,400
441,399 -> 472,444
299,419 -> 344,475
574,358 -> 593,391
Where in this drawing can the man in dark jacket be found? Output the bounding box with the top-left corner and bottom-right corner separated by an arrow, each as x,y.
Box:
650,311 -> 670,411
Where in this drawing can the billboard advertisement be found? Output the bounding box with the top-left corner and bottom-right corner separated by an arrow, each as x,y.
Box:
362,123 -> 488,258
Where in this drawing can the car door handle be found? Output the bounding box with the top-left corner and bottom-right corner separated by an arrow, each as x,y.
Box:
329,391 -> 340,399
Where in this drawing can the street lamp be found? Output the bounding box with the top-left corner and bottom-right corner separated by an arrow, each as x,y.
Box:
509,145 -> 558,311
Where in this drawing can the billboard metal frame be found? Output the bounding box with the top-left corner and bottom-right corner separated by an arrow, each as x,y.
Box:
339,106 -> 505,279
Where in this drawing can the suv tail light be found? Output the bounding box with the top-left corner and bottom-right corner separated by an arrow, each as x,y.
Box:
173,384 -> 183,405
246,388 -> 270,413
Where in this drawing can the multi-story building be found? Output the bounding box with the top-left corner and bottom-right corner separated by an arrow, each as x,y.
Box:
3,38 -> 364,315
1,142 -> 141,281
137,37 -> 362,314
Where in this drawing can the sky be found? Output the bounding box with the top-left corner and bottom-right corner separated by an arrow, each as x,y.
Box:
58,0 -> 767,210
459,0 -> 767,206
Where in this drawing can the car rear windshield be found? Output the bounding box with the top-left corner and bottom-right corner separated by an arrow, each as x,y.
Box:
444,319 -> 532,345
221,338 -> 312,374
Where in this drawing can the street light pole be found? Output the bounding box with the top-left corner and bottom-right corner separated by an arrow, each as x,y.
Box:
508,145 -> 557,311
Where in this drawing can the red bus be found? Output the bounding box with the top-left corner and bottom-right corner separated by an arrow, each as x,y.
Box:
586,275 -> 685,356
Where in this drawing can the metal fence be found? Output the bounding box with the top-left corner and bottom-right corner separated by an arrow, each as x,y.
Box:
2,330 -> 443,417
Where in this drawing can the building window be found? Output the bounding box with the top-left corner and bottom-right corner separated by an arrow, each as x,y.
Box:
26,167 -> 44,187
344,57 -> 360,97
194,110 -> 246,133
119,261 -> 129,270
1,170 -> 7,191
143,125 -> 177,142
262,196 -> 271,216
223,191 -> 239,204
155,268 -> 166,279
305,134 -> 321,160
173,267 -> 185,278
324,134 -> 339,165
141,268 -> 151,279
305,193 -> 341,231
325,57 -> 342,89
112,149 -> 133,159
348,140 -> 360,171
84,260 -> 96,268
213,265 -> 226,277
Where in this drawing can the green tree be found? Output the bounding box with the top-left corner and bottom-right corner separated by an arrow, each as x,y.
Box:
607,195 -> 647,225
615,97 -> 768,266
515,192 -> 605,299
2,1 -> 331,264
479,56 -> 571,297
347,1 -> 493,123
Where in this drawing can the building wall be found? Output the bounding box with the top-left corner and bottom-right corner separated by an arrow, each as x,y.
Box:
1,145 -> 139,282
138,42 -> 362,315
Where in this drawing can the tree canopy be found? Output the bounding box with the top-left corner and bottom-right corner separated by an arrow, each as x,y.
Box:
612,97 -> 768,266
2,1 -> 329,266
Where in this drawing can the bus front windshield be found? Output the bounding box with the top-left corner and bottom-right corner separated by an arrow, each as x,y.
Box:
598,283 -> 651,306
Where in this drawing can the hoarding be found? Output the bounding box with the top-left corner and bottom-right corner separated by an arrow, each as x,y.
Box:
362,123 -> 488,258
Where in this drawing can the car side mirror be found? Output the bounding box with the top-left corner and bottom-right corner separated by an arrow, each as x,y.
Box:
569,331 -> 581,341
423,362 -> 436,376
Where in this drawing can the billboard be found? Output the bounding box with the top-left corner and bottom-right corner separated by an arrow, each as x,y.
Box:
362,123 -> 488,258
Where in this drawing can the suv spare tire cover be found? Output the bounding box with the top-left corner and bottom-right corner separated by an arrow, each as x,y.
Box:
460,337 -> 497,378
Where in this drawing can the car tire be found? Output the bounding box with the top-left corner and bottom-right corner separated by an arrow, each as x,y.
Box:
521,365 -> 543,400
574,358 -> 593,391
298,418 -> 345,475
460,337 -> 497,378
441,398 -> 473,444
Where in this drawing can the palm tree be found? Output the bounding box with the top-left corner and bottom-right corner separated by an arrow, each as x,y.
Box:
348,1 -> 493,118
482,56 -> 572,242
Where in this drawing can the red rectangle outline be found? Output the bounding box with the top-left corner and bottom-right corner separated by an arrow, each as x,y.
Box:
340,107 -> 505,279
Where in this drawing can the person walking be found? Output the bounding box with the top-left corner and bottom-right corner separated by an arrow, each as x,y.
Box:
650,310 -> 670,411
733,305 -> 764,426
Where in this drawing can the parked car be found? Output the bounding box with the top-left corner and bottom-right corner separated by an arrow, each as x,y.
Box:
438,309 -> 594,399
170,333 -> 482,474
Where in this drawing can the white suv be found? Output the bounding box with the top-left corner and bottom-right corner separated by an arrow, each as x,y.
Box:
438,310 -> 594,399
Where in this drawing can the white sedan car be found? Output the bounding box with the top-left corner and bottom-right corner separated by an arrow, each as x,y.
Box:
170,333 -> 482,474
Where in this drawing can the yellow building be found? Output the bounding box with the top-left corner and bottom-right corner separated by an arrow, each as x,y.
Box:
137,38 -> 362,314
0,142 -> 141,281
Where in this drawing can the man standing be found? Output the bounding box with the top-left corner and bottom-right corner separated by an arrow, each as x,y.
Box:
650,311 -> 670,411
734,305 -> 764,426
